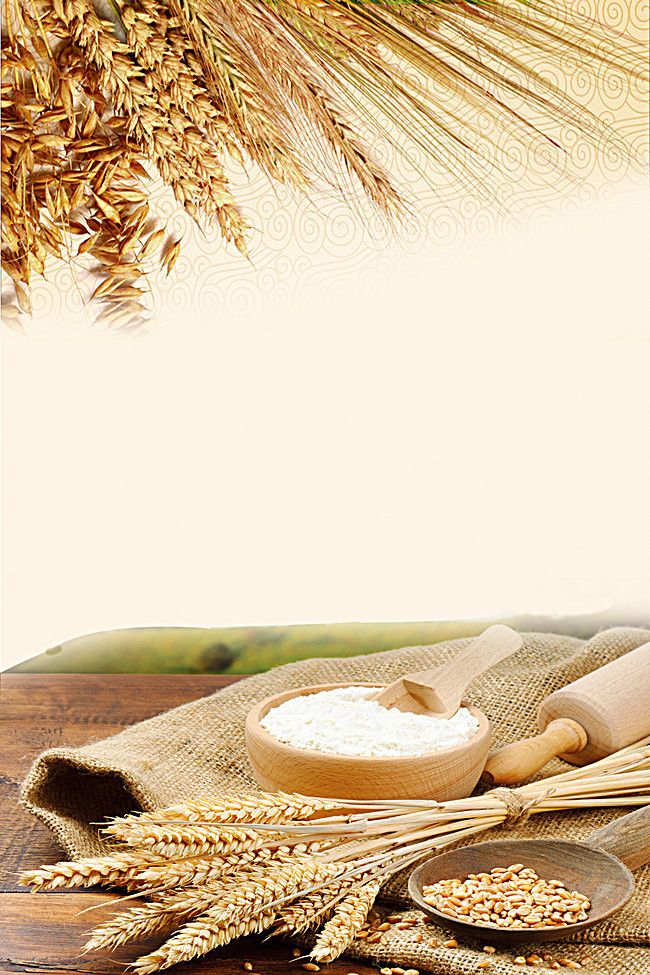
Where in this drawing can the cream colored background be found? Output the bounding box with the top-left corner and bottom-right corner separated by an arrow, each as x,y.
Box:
3,0 -> 649,667
2,184 -> 649,669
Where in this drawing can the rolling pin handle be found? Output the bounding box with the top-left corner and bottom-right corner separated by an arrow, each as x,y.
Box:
481,718 -> 588,787
587,805 -> 650,872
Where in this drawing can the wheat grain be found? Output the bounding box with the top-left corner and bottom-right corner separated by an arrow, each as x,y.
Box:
422,867 -> 592,929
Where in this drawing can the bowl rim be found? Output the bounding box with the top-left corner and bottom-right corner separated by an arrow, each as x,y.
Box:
245,681 -> 490,765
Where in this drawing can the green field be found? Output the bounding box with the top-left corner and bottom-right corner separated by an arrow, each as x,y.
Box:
7,615 -> 608,675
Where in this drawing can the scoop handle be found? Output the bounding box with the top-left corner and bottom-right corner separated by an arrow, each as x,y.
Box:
415,624 -> 523,704
587,805 -> 650,871
481,719 -> 588,786
375,624 -> 523,713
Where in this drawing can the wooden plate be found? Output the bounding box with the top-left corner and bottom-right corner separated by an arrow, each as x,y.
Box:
408,837 -> 634,946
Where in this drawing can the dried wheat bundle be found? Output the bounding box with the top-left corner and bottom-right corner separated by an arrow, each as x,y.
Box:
20,737 -> 650,970
2,0 -> 645,324
1,3 -> 178,329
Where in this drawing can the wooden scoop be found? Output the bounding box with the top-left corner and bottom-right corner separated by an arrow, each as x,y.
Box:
372,624 -> 523,718
409,804 -> 650,947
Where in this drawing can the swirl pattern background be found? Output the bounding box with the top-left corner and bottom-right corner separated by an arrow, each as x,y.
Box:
5,0 -> 648,334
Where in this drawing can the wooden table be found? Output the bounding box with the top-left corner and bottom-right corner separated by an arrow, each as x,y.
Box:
1,674 -> 378,975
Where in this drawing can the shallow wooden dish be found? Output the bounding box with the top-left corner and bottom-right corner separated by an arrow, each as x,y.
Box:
244,682 -> 491,801
408,837 -> 635,946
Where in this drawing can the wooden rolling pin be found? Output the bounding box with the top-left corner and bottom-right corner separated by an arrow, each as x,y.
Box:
482,638 -> 650,785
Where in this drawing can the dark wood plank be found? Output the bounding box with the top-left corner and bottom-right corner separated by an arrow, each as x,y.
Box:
1,674 -> 236,726
1,891 -> 378,974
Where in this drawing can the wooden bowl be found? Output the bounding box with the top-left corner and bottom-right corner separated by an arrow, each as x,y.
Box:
408,837 -> 634,946
244,682 -> 491,801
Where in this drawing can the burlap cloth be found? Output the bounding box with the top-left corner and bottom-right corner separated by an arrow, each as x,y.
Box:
21,627 -> 650,974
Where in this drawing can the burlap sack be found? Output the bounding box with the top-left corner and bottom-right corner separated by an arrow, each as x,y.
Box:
21,626 -> 650,974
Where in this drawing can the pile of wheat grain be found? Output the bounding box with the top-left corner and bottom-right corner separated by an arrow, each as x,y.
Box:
20,738 -> 650,971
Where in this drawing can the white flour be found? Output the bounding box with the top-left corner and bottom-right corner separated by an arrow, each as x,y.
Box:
260,685 -> 480,757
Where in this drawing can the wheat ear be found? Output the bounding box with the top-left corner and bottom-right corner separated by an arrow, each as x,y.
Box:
133,847 -> 273,890
131,907 -> 276,973
223,0 -> 404,214
55,0 -> 247,252
273,865 -> 379,935
19,850 -> 163,891
129,864 -> 293,970
310,880 -> 382,963
169,0 -> 308,189
175,856 -> 339,919
83,884 -> 223,951
273,878 -> 344,935
128,858 -> 338,971
136,841 -> 326,889
103,822 -> 266,858
111,791 -> 334,827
